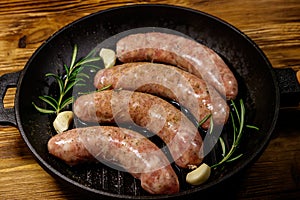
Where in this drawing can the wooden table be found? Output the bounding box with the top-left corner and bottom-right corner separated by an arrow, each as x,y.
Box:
0,0 -> 299,199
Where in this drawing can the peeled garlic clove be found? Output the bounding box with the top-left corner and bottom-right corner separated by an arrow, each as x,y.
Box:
99,48 -> 116,68
53,111 -> 74,134
186,163 -> 211,185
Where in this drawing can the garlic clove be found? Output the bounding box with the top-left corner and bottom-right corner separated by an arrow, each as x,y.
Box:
53,111 -> 74,134
186,163 -> 211,185
99,48 -> 116,68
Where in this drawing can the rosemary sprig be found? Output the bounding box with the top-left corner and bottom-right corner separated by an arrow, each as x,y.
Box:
211,99 -> 259,168
32,45 -> 101,115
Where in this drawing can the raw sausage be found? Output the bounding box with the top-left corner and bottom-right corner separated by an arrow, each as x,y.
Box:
73,90 -> 203,168
94,62 -> 229,128
116,32 -> 238,100
47,126 -> 180,194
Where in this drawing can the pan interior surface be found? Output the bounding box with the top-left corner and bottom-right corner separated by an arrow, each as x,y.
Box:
15,4 -> 279,199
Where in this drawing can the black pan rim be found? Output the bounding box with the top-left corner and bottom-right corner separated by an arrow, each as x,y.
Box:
14,4 -> 280,199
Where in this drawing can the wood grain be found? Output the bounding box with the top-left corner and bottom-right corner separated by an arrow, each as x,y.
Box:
0,0 -> 299,199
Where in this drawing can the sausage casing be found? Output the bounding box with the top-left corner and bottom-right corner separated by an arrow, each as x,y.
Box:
73,90 -> 203,168
116,32 -> 238,100
94,62 -> 229,128
47,126 -> 180,194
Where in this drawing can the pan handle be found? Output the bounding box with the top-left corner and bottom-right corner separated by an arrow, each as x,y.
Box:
274,68 -> 300,107
0,71 -> 21,127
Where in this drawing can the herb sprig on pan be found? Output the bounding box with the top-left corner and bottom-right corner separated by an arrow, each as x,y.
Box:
211,99 -> 259,168
32,45 -> 101,115
186,99 -> 259,186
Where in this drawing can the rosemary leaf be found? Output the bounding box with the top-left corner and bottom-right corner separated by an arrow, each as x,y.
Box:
65,79 -> 82,94
208,116 -> 214,134
230,111 -> 238,144
38,95 -> 58,110
76,72 -> 90,79
226,153 -> 243,162
67,74 -> 79,83
45,73 -> 64,94
75,83 -> 86,87
246,125 -> 260,130
74,57 -> 101,68
64,64 -> 69,75
231,99 -> 240,122
198,114 -> 212,127
83,64 -> 101,70
45,72 -> 59,78
98,84 -> 112,91
219,137 -> 226,157
60,96 -> 74,109
70,45 -> 78,68
32,102 -> 56,114
72,66 -> 83,74
235,99 -> 245,146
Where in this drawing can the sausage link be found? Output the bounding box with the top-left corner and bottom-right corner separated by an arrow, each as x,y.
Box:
73,90 -> 203,168
47,126 -> 180,194
116,32 -> 238,100
94,62 -> 229,128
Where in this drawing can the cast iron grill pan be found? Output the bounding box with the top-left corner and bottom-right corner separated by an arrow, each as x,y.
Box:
6,4 -> 282,200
